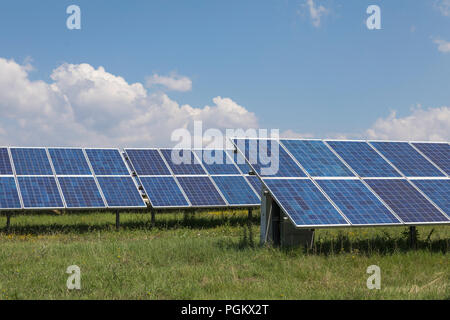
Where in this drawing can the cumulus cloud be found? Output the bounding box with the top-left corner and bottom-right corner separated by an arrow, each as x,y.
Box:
366,106 -> 450,141
146,72 -> 192,92
433,38 -> 450,53
0,58 -> 258,147
301,0 -> 329,27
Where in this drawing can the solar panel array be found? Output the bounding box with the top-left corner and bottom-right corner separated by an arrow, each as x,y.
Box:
125,148 -> 261,208
0,147 -> 146,211
232,139 -> 450,228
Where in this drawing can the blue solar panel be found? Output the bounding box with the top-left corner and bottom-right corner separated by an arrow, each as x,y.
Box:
125,149 -> 171,175
97,177 -> 146,208
233,139 -> 306,177
0,177 -> 21,209
11,148 -> 53,175
177,176 -> 226,206
227,150 -> 252,174
370,142 -> 444,177
18,176 -> 64,208
263,179 -> 348,226
58,177 -> 105,208
140,176 -> 189,207
212,176 -> 260,205
160,149 -> 206,175
412,180 -> 449,214
317,180 -> 401,225
85,149 -> 130,176
246,175 -> 261,197
194,150 -> 240,175
48,148 -> 92,175
326,141 -> 401,177
365,179 -> 448,223
0,148 -> 13,175
281,140 -> 354,177
412,143 -> 450,175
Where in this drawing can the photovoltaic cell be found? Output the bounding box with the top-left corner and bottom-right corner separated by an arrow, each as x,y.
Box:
140,176 -> 189,207
125,149 -> 171,176
18,176 -> 64,208
317,180 -> 401,225
177,176 -> 226,206
370,142 -> 444,177
194,150 -> 240,175
48,148 -> 92,175
160,149 -> 206,175
212,176 -> 260,205
233,139 -> 306,177
0,177 -> 21,209
412,143 -> 450,175
11,148 -> 53,175
227,150 -> 252,174
411,180 -> 449,214
326,141 -> 401,177
365,179 -> 448,223
0,148 -> 13,175
58,177 -> 105,208
85,149 -> 130,176
246,175 -> 261,196
97,177 -> 146,208
281,140 -> 354,177
263,179 -> 348,226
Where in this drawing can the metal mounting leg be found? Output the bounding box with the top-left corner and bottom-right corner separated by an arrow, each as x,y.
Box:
6,213 -> 11,233
151,209 -> 155,227
409,226 -> 417,249
115,211 -> 120,231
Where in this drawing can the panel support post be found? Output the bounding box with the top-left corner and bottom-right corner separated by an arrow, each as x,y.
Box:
6,213 -> 11,233
409,226 -> 417,249
248,208 -> 252,221
115,211 -> 120,231
151,208 -> 155,228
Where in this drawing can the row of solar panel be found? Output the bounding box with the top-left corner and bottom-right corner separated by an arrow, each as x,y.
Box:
232,139 -> 449,178
0,147 -> 261,210
231,139 -> 449,227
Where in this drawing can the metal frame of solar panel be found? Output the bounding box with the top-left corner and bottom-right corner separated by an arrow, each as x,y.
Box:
231,138 -> 450,230
125,148 -> 260,209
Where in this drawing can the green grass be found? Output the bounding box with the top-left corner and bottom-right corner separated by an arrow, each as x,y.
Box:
0,210 -> 448,300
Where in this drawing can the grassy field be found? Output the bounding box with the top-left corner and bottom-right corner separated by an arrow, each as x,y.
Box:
0,210 -> 448,300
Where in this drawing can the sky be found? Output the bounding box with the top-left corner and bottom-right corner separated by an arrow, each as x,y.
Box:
0,0 -> 449,147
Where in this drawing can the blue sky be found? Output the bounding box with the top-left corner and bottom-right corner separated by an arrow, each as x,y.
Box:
0,0 -> 449,146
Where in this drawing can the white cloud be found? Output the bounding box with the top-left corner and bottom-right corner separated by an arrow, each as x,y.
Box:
146,72 -> 192,92
366,106 -> 450,141
0,58 -> 258,147
301,0 -> 329,27
433,38 -> 450,53
436,0 -> 450,16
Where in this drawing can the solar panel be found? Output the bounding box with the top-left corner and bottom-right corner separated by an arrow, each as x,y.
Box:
194,150 -> 240,175
365,179 -> 449,223
160,149 -> 206,175
212,176 -> 260,205
11,148 -> 53,175
18,176 -> 64,209
58,177 -> 105,208
411,180 -> 449,214
85,149 -> 130,176
96,176 -> 146,208
125,149 -> 171,176
0,177 -> 21,209
233,139 -> 306,177
140,176 -> 189,208
263,179 -> 349,227
370,142 -> 445,177
412,143 -> 450,175
0,148 -> 13,175
226,150 -> 252,174
317,180 -> 401,225
281,140 -> 354,177
48,148 -> 92,175
177,176 -> 226,206
326,141 -> 401,177
246,175 -> 261,197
